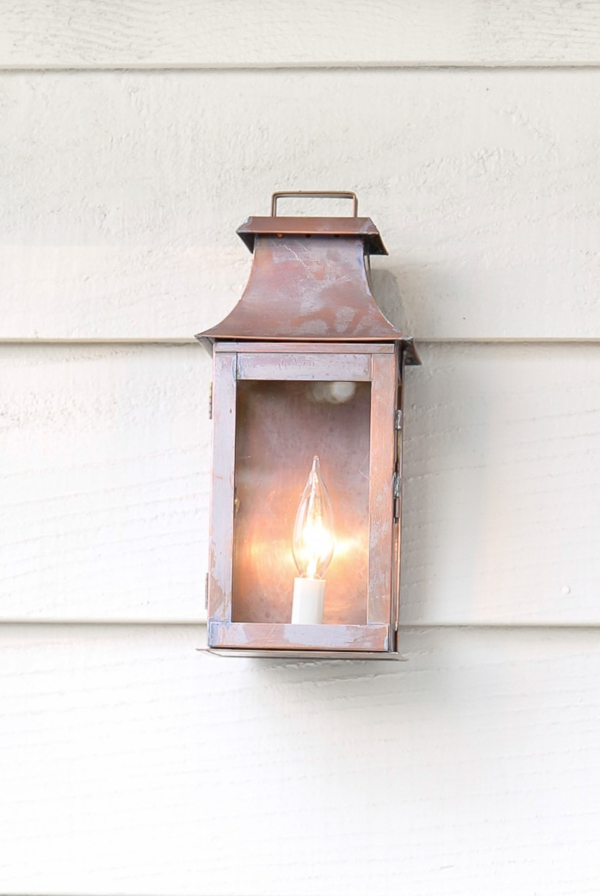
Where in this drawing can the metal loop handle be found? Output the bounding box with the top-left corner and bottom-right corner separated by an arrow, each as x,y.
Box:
271,191 -> 358,217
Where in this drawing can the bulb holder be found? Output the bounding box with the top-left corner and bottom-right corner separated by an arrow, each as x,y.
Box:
291,577 -> 326,625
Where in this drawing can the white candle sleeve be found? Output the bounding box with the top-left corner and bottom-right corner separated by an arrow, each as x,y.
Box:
291,577 -> 326,624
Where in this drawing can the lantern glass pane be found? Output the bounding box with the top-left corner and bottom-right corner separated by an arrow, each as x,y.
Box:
232,379 -> 371,625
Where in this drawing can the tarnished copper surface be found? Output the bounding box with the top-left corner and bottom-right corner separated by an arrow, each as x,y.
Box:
206,351 -> 237,622
236,216 -> 387,254
198,233 -> 403,343
208,647 -> 404,660
198,196 -> 418,656
218,341 -> 395,355
367,351 -> 398,624
208,621 -> 389,652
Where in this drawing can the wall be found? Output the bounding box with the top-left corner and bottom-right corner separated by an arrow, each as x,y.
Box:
1,3 -> 600,894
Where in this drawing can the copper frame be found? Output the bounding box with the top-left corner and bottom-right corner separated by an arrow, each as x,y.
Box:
198,192 -> 418,658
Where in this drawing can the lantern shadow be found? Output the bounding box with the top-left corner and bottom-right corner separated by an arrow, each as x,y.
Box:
370,269 -> 411,335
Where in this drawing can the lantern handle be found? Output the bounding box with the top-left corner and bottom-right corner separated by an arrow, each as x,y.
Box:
271,191 -> 358,217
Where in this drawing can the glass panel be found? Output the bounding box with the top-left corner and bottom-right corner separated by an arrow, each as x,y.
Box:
232,379 -> 371,625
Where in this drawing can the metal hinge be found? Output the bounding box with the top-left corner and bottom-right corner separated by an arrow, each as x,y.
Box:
392,470 -> 401,520
204,573 -> 209,610
208,382 -> 213,420
395,409 -> 403,430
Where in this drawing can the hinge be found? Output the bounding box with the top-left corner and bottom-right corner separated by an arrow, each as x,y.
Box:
204,573 -> 209,610
208,382 -> 213,420
395,409 -> 403,430
392,470 -> 401,521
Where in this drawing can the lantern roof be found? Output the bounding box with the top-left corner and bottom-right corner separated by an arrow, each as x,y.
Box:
197,203 -> 412,348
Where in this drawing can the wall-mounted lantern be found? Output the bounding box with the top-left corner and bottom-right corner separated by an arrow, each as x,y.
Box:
197,192 -> 419,658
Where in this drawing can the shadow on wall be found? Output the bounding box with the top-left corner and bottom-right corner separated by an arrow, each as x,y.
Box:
370,268 -> 412,334
371,262 -> 446,337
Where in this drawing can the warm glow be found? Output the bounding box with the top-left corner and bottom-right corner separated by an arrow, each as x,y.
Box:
292,455 -> 335,579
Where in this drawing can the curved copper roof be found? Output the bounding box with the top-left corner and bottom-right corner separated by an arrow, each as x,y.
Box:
197,216 -> 406,344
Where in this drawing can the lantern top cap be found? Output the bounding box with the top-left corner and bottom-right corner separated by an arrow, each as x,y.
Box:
237,191 -> 387,254
237,216 -> 388,256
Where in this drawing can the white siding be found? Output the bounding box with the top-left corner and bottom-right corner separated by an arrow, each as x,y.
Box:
1,625 -> 599,896
1,0 -> 599,67
2,2 -> 599,894
2,70 -> 600,340
402,343 -> 600,625
0,344 -> 209,622
3,343 -> 600,626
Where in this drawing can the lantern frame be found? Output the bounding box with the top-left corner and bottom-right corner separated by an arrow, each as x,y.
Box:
198,192 -> 418,658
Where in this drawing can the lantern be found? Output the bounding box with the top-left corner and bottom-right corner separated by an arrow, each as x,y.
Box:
197,192 -> 419,658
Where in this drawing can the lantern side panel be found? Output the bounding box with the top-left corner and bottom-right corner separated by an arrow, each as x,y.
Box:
232,379 -> 371,626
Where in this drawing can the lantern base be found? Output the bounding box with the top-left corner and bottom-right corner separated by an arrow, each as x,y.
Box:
208,619 -> 392,651
206,647 -> 406,661
291,577 -> 326,624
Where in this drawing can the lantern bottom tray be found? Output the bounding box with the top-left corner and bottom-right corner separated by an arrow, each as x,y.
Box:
207,649 -> 404,660
207,620 -> 400,658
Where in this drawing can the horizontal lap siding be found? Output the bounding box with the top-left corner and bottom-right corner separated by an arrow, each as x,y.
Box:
1,69 -> 600,340
2,5 -> 599,896
0,344 -> 210,622
1,624 -> 599,896
0,0 -> 599,66
2,343 -> 600,625
402,343 -> 600,623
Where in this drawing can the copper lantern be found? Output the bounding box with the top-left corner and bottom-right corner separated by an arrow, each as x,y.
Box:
197,192 -> 418,658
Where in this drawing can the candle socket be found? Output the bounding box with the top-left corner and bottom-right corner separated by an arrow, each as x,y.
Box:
291,577 -> 326,624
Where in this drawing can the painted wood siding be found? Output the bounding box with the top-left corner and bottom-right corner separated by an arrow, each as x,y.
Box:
1,1 -> 600,67
4,343 -> 600,625
1,3 -> 599,894
2,69 -> 600,340
2,625 -> 600,896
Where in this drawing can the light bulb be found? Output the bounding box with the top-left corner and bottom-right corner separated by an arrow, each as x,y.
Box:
291,456 -> 335,624
293,455 -> 335,578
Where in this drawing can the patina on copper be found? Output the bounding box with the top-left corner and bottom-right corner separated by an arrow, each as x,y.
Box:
198,207 -> 409,347
197,192 -> 418,658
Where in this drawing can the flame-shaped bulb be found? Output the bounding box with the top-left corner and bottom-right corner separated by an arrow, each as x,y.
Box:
293,456 -> 335,578
291,456 -> 335,624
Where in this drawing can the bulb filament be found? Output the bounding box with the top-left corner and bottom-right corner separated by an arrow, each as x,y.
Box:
292,455 -> 335,579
